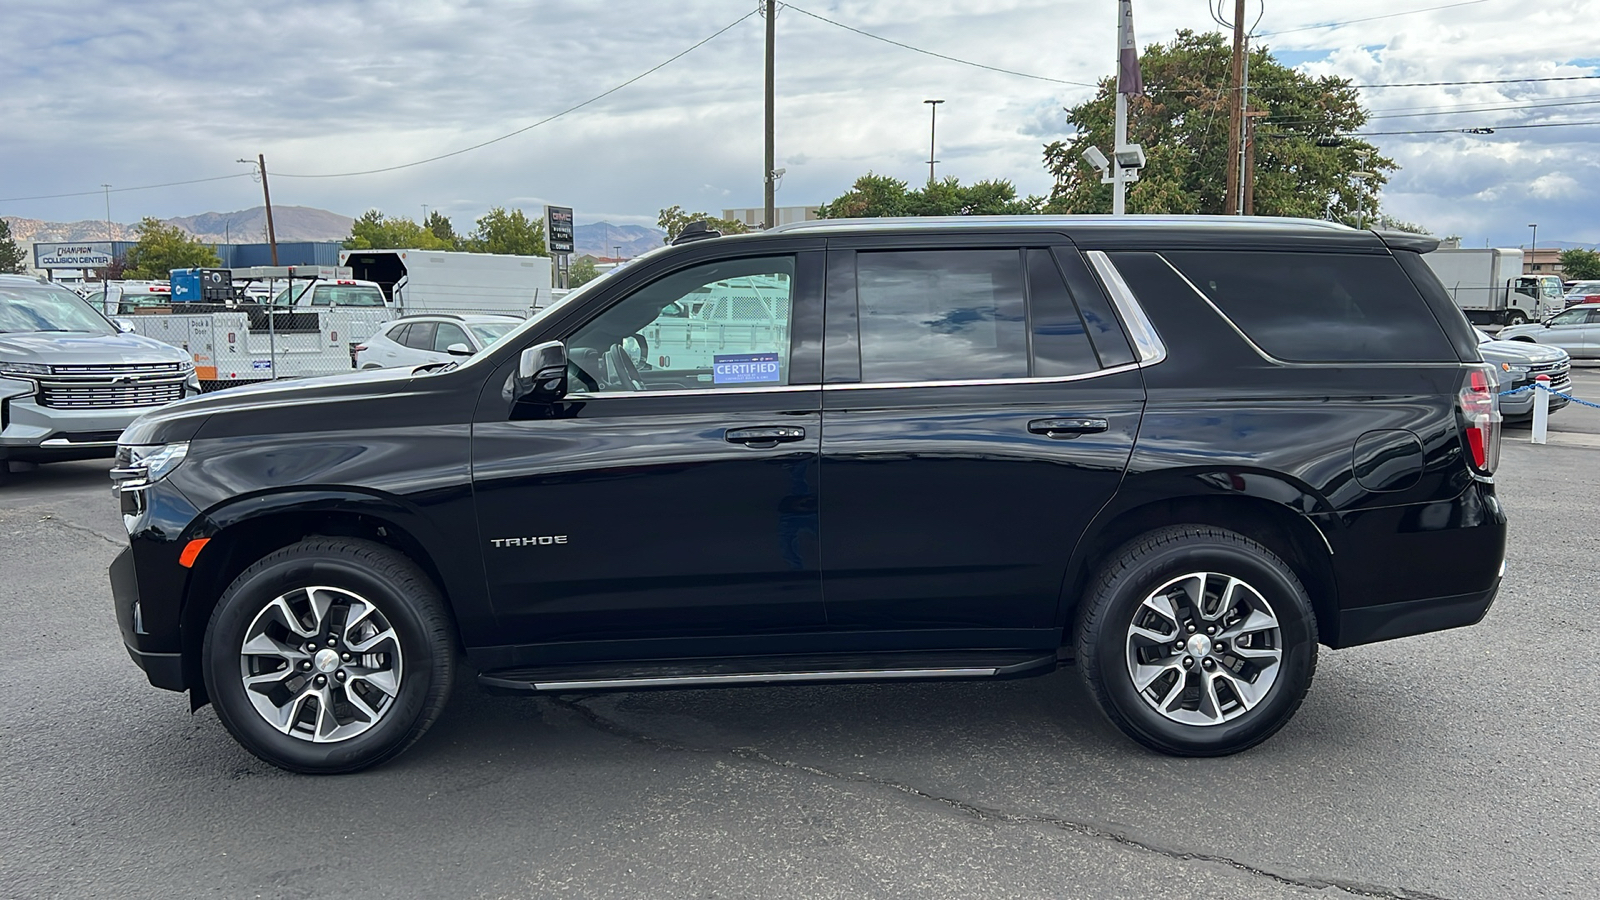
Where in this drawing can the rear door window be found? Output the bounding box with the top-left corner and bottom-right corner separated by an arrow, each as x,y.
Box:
433,322 -> 471,352
854,249 -> 1028,383
1164,251 -> 1456,362
402,322 -> 437,350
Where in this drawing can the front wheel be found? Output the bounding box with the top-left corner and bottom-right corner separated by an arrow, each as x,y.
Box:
1505,311 -> 1528,326
202,538 -> 456,774
1076,525 -> 1318,756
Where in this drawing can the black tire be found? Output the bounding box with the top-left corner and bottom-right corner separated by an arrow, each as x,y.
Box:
1076,525 -> 1317,757
1506,311 -> 1528,326
202,538 -> 456,774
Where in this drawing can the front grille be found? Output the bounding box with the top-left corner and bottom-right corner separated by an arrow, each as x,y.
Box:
50,362 -> 184,377
35,363 -> 187,410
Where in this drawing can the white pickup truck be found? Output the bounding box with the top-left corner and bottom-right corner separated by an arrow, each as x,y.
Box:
113,267 -> 396,387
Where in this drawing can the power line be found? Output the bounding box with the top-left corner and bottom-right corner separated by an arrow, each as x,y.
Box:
0,172 -> 253,205
271,8 -> 760,179
1354,74 -> 1600,88
1353,119 -> 1600,135
1256,0 -> 1491,37
780,2 -> 1099,88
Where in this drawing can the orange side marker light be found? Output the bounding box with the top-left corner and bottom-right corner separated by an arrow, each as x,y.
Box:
179,538 -> 210,568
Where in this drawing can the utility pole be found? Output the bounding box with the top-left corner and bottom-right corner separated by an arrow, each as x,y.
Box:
1224,0 -> 1246,215
239,154 -> 281,265
924,99 -> 944,184
763,0 -> 776,229
1528,223 -> 1538,274
100,184 -> 113,242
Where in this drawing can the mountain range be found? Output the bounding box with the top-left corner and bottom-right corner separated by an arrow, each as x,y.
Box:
3,206 -> 666,258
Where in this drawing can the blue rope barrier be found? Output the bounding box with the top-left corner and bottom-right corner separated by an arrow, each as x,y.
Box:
1498,381 -> 1600,410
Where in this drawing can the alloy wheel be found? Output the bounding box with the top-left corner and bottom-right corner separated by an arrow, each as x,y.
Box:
238,586 -> 404,743
1124,571 -> 1283,726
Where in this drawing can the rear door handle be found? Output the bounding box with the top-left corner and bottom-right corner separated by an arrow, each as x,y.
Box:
725,426 -> 807,445
1028,417 -> 1109,438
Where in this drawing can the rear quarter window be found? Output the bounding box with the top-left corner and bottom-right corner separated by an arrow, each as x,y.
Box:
1163,251 -> 1457,363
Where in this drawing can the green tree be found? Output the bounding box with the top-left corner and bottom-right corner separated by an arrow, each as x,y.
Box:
464,207 -> 546,256
122,217 -> 221,279
817,173 -> 1043,218
1559,248 -> 1600,281
1042,30 -> 1394,219
342,210 -> 454,250
656,205 -> 750,242
423,210 -> 460,247
0,218 -> 26,274
569,256 -> 600,287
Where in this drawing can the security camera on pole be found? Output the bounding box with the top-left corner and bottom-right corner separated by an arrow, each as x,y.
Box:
1111,0 -> 1147,215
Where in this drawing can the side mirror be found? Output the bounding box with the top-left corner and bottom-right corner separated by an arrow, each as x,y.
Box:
445,342 -> 473,357
513,340 -> 567,403
115,318 -> 136,334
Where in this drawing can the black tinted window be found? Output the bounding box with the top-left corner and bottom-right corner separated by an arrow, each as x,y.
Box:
387,323 -> 411,345
856,250 -> 1027,383
1026,249 -> 1100,377
434,323 -> 471,352
1164,251 -> 1455,362
1053,248 -> 1136,367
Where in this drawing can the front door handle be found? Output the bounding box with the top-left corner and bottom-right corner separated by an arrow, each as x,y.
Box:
1028,417 -> 1109,438
726,426 -> 807,446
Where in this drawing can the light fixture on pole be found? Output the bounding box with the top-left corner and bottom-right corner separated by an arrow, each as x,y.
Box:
1349,171 -> 1376,229
924,99 -> 944,184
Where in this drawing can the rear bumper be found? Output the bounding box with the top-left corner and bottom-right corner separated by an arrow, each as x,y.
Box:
1336,580 -> 1500,647
1323,480 -> 1507,648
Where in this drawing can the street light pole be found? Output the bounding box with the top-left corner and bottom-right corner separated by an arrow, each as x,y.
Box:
924,99 -> 944,184
101,184 -> 113,242
1528,223 -> 1538,275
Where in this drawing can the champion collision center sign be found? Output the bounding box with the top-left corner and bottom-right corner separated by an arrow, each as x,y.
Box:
35,242 -> 114,269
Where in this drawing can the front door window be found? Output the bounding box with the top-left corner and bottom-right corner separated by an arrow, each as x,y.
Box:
566,256 -> 795,393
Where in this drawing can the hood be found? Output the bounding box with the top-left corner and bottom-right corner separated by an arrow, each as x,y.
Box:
0,331 -> 189,366
119,363 -> 434,446
1478,338 -> 1569,366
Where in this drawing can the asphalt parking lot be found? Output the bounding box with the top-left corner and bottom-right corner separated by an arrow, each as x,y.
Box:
2,407 -> 1597,899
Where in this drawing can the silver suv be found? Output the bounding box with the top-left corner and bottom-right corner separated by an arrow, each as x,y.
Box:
0,275 -> 197,479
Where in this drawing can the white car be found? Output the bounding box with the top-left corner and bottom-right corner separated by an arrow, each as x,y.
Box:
353,314 -> 522,369
1497,303 -> 1600,359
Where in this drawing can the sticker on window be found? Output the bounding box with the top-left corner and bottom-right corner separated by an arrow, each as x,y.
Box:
713,352 -> 781,385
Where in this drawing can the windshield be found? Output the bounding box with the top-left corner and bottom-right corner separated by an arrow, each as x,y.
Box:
0,283 -> 117,335
468,322 -> 517,345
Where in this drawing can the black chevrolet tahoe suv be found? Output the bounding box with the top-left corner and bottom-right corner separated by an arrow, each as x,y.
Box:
109,216 -> 1506,773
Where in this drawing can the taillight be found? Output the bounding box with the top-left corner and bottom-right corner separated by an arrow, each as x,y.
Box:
1459,365 -> 1500,475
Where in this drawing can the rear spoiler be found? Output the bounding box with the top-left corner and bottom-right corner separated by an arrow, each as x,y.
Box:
1373,230 -> 1441,254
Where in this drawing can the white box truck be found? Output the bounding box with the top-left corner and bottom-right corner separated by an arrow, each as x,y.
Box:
338,249 -> 555,315
1422,248 -> 1563,326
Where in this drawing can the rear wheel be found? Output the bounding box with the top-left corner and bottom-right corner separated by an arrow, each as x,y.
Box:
1076,525 -> 1318,756
202,538 -> 456,774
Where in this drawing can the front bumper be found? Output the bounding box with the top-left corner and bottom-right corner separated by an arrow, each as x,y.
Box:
110,546 -> 187,690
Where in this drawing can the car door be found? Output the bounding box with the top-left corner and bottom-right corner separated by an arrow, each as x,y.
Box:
432,321 -> 474,357
471,247 -> 827,649
1538,308 -> 1593,355
817,236 -> 1147,639
398,321 -> 449,365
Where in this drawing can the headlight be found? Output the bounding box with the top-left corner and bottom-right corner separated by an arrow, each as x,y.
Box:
178,358 -> 196,372
0,361 -> 50,377
110,442 -> 190,491
1500,363 -> 1530,374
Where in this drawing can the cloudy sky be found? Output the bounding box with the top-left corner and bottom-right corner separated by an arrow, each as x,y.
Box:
2,0 -> 1596,247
